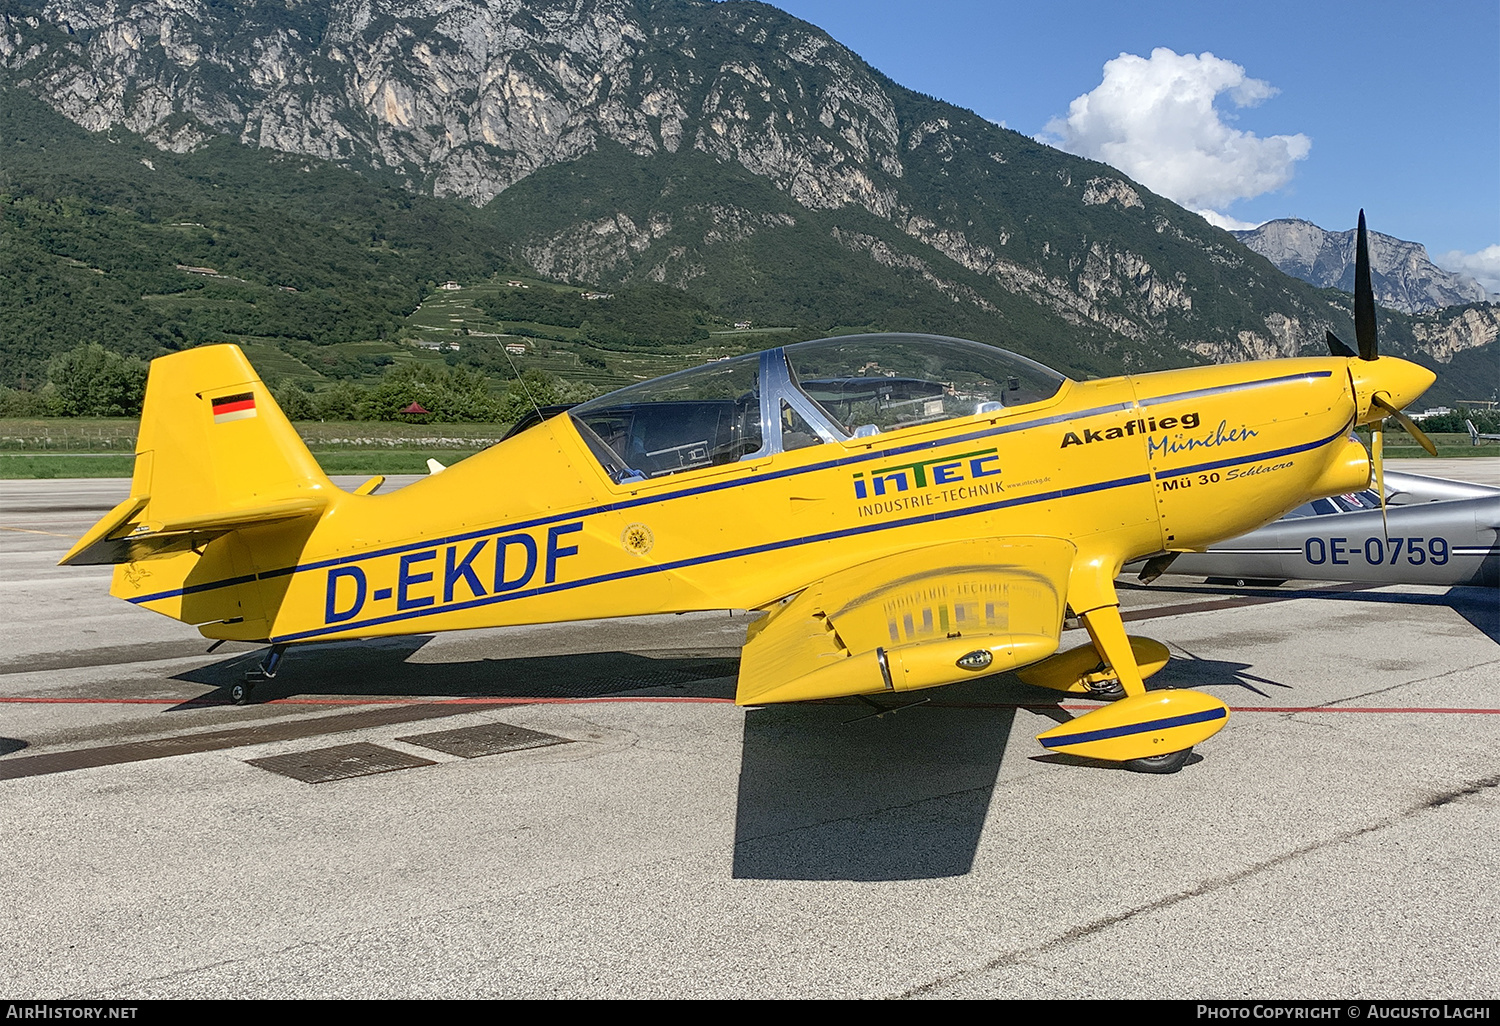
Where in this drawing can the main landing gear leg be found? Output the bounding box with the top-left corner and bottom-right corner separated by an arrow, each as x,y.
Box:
1033,561 -> 1216,771
1078,605 -> 1146,699
1078,604 -> 1193,774
230,644 -> 287,706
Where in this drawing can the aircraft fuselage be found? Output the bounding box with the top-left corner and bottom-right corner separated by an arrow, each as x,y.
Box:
119,356 -> 1380,645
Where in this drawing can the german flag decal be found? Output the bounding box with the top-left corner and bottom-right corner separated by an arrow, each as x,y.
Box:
211,391 -> 257,423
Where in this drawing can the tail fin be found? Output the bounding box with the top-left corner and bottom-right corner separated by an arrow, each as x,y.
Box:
62,345 -> 334,566
1469,419 -> 1480,445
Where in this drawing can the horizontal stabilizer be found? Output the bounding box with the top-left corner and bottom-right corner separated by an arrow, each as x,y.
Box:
60,495 -> 327,566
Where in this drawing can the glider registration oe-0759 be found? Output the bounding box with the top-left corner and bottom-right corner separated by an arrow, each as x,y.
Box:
61,218 -> 1436,773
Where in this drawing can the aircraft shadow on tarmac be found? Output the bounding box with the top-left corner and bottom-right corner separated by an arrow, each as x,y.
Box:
727,669 -> 1117,882
179,635 -> 1054,883
732,695 -> 1017,882
726,594 -> 1429,883
1149,650 -> 1293,699
1137,582 -> 1499,646
158,581 -> 1492,882
1293,583 -> 1498,644
726,662 -> 1258,882
1442,585 -> 1500,644
166,583 -> 1493,708
170,636 -> 739,705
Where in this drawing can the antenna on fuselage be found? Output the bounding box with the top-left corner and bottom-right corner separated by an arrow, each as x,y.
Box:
497,334 -> 545,423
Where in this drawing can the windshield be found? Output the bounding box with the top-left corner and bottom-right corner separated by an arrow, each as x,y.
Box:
785,334 -> 1067,433
568,334 -> 1068,481
1282,490 -> 1384,518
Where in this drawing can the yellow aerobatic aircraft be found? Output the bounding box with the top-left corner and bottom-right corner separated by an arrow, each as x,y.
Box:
62,214 -> 1437,772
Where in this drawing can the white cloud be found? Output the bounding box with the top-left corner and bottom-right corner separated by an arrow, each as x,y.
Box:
1434,246 -> 1500,296
1043,48 -> 1311,221
1195,209 -> 1266,232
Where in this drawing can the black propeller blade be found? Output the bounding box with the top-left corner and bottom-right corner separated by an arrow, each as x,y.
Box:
1325,330 -> 1356,358
1371,395 -> 1439,456
1330,211 -> 1437,531
1137,552 -> 1180,585
1354,209 -> 1378,360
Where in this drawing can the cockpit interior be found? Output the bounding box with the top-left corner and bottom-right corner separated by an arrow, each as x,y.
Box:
565,333 -> 1068,483
1281,491 -> 1385,518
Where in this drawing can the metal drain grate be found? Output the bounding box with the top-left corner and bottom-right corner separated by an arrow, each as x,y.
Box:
396,721 -> 571,759
247,742 -> 436,783
0,702 -> 482,781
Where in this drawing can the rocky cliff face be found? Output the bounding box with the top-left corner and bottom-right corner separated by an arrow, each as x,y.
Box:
2,0 -> 916,210
2,0 -> 1492,378
1233,219 -> 1494,314
1408,305 -> 1500,363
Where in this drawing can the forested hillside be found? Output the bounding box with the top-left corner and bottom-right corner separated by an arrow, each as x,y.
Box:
0,88 -> 514,386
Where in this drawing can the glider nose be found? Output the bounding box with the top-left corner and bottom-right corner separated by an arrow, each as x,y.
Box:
1348,356 -> 1436,427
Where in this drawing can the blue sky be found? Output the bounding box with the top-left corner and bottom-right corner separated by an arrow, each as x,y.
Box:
763,0 -> 1499,284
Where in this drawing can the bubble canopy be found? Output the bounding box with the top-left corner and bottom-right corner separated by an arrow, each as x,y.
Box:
567,333 -> 1069,482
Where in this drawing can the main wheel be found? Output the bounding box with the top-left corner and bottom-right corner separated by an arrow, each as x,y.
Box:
1124,746 -> 1193,774
229,680 -> 254,706
1085,679 -> 1127,702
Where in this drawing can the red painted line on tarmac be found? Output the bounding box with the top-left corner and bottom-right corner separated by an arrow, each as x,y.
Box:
0,696 -> 397,705
1231,706 -> 1500,715
0,695 -> 737,706
429,696 -> 735,704
910,701 -> 1500,715
6,696 -> 1500,714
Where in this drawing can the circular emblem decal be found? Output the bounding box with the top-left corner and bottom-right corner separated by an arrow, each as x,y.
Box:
622,523 -> 654,556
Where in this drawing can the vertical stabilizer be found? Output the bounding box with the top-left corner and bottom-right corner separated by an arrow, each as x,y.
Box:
61,344 -> 334,567
133,344 -> 332,524
60,345 -> 337,640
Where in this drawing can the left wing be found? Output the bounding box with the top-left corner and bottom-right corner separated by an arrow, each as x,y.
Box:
736,537 -> 1075,705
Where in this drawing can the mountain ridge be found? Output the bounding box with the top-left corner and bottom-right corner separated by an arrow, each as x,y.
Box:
1232,218 -> 1494,314
2,0 -> 1495,404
